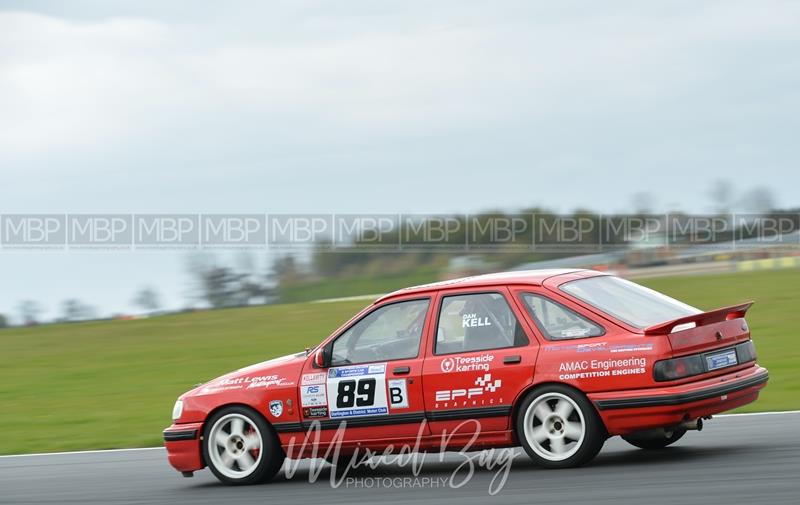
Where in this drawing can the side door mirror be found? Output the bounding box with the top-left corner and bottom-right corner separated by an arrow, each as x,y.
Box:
313,343 -> 332,369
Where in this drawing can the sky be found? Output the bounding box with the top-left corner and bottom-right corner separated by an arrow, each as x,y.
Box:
1,0 -> 798,322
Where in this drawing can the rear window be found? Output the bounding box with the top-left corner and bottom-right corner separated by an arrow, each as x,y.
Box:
560,276 -> 700,329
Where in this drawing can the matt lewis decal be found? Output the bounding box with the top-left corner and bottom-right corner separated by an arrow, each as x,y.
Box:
327,363 -> 388,418
440,354 -> 495,373
558,357 -> 647,380
203,374 -> 294,392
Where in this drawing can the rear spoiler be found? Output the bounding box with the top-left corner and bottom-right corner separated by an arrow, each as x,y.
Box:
643,302 -> 753,336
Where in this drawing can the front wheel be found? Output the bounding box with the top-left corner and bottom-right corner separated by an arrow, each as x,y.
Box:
516,385 -> 606,468
622,428 -> 686,449
202,405 -> 285,485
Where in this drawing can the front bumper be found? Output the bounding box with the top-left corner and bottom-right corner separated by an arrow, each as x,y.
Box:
589,365 -> 768,435
163,422 -> 204,473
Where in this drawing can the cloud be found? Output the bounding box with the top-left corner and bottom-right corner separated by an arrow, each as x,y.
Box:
2,1 -> 797,165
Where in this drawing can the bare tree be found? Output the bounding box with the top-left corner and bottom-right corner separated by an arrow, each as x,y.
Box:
738,186 -> 775,213
133,286 -> 161,313
709,179 -> 734,214
185,252 -> 272,308
0,313 -> 8,328
18,300 -> 43,325
630,191 -> 655,214
61,299 -> 95,322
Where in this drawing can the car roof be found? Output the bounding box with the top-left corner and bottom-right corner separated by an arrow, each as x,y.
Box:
376,268 -> 602,303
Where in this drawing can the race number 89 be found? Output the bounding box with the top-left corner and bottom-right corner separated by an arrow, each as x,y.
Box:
336,378 -> 376,408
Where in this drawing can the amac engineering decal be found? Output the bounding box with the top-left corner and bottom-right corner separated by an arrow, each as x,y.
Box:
558,357 -> 647,380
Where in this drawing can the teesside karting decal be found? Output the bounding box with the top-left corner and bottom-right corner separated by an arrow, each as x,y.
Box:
440,353 -> 495,373
327,363 -> 389,418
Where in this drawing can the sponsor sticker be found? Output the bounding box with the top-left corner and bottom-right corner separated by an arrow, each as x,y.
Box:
269,400 -> 283,417
302,372 -> 327,385
544,342 -> 608,353
303,406 -> 328,418
558,357 -> 647,380
610,343 -> 654,353
202,374 -> 294,392
434,373 -> 503,408
440,354 -> 494,373
300,384 -> 328,407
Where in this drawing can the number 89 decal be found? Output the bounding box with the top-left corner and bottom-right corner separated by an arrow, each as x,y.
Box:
327,363 -> 389,418
336,378 -> 376,408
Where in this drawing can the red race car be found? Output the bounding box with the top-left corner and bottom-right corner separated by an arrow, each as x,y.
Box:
164,269 -> 768,485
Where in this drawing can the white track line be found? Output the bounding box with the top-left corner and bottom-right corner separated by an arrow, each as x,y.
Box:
0,446 -> 163,459
717,409 -> 800,417
1,410 -> 798,459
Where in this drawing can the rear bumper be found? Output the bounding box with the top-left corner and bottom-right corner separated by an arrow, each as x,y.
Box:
163,422 -> 204,473
589,365 -> 768,435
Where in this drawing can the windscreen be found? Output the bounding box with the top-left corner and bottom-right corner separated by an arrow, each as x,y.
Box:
560,275 -> 701,329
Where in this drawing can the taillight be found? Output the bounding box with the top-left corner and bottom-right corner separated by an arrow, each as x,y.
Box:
654,355 -> 705,381
736,340 -> 757,363
654,340 -> 757,382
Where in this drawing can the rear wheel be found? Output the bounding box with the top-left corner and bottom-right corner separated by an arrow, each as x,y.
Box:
622,428 -> 686,450
516,385 -> 605,468
202,406 -> 285,485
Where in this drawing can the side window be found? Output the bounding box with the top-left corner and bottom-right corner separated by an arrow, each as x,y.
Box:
435,292 -> 528,355
331,299 -> 429,366
521,293 -> 605,340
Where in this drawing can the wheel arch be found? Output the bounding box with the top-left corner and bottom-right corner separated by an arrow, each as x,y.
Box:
509,381 -> 607,444
200,402 -> 283,466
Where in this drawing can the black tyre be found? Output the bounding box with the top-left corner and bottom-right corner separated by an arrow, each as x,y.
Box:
202,405 -> 285,485
325,452 -> 356,468
516,384 -> 606,469
622,428 -> 686,450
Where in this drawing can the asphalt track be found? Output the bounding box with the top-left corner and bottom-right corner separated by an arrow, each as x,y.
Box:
1,412 -> 798,505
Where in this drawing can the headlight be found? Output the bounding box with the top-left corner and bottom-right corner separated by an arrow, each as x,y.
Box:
172,399 -> 184,421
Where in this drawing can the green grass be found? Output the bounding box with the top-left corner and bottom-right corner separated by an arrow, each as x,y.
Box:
277,267 -> 441,303
0,268 -> 797,455
638,269 -> 800,414
0,299 -> 368,455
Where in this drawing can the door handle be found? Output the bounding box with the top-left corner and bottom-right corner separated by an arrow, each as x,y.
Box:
503,355 -> 522,364
393,366 -> 411,375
